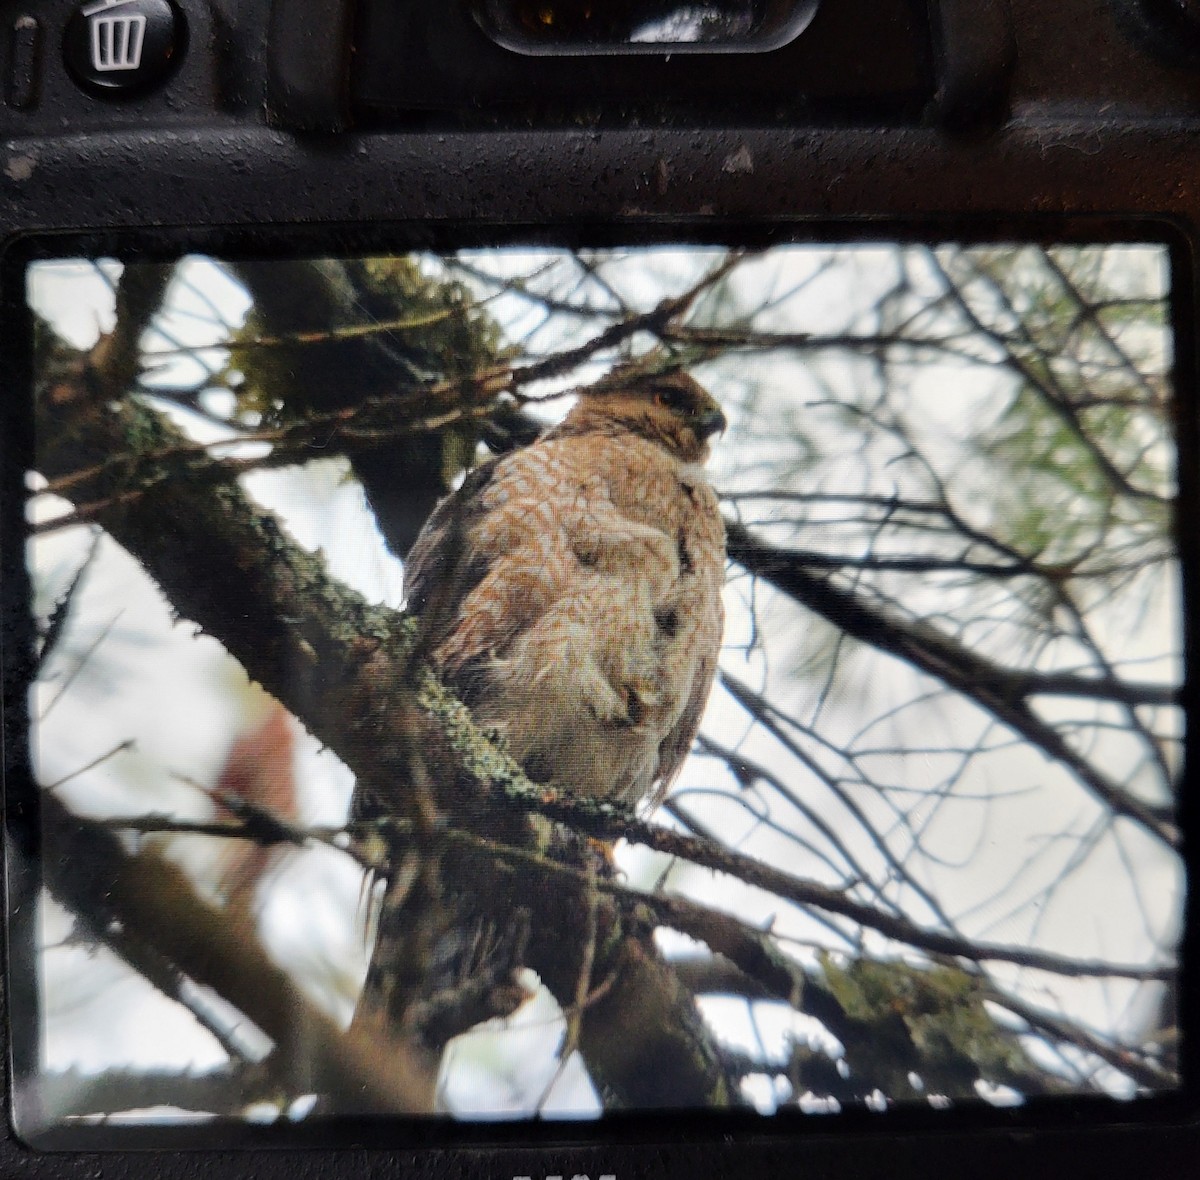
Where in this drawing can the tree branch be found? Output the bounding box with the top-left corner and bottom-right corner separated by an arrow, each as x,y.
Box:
38,791 -> 440,1114
33,305 -> 735,1112
724,521 -> 1179,847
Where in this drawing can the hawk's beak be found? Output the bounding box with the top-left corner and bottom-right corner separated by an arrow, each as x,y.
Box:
694,407 -> 728,441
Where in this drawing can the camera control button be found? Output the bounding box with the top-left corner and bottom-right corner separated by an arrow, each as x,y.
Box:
63,0 -> 185,97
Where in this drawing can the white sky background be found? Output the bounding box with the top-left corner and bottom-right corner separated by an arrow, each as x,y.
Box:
21,243 -> 1182,1125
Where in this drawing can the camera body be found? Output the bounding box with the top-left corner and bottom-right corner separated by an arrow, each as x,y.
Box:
2,1 -> 1199,1178
1,0 -> 1196,239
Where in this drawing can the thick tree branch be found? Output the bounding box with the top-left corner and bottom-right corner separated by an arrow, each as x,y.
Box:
33,1067 -> 267,1123
33,308 -> 735,1112
38,791 -> 440,1114
476,784 -> 1174,983
38,317 -> 432,825
410,678 -> 1174,984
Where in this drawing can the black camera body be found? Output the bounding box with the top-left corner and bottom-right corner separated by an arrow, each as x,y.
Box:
1,0 -> 1196,236
2,1 -> 1199,1178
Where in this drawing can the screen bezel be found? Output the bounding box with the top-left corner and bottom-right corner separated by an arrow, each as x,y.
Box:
2,215 -> 1197,1166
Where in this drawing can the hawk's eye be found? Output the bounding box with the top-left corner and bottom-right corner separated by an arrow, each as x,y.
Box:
654,385 -> 691,413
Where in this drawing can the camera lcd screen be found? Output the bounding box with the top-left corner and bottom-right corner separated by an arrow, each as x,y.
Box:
7,238 -> 1186,1146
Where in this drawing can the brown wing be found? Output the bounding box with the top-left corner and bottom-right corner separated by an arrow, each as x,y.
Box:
650,483 -> 725,803
404,440 -> 600,693
403,459 -> 499,624
653,646 -> 718,805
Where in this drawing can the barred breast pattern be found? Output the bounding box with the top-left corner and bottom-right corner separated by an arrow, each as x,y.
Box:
405,382 -> 726,807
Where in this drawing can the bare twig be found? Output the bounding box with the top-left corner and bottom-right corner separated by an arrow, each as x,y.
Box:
725,521 -> 1179,846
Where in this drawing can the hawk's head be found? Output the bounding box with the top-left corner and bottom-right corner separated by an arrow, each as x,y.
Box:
562,366 -> 727,463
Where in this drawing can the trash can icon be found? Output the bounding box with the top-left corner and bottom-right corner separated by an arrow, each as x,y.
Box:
81,0 -> 146,73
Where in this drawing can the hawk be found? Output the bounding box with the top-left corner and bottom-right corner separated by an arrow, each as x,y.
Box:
405,363 -> 727,808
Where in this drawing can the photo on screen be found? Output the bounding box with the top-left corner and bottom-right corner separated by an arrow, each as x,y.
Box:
10,241 -> 1184,1143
